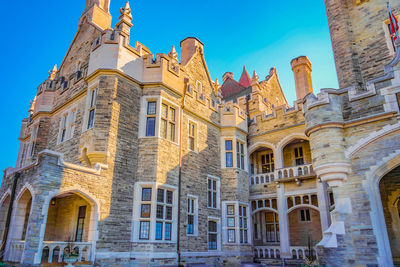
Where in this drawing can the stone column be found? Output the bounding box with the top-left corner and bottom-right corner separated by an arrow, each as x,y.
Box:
277,184 -> 290,258
317,181 -> 331,232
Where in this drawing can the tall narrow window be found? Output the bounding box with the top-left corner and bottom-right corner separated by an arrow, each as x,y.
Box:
29,125 -> 39,157
155,189 -> 173,240
188,122 -> 196,151
239,205 -> 248,244
160,103 -> 176,142
87,88 -> 97,129
75,206 -> 87,242
146,101 -> 156,136
68,110 -> 77,139
396,92 -> 400,111
294,147 -> 304,166
236,141 -> 245,170
227,205 -> 235,243
208,221 -> 217,250
208,178 -> 218,208
139,188 -> 152,240
225,140 -> 233,167
187,198 -> 194,235
21,198 -> 32,240
60,114 -> 67,142
261,153 -> 274,173
265,212 -> 279,242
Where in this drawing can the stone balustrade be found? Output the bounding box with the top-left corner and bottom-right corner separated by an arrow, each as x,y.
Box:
249,164 -> 314,185
254,245 -> 317,260
253,246 -> 281,259
41,241 -> 92,263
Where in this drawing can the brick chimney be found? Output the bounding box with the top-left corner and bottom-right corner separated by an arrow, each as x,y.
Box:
291,56 -> 313,100
180,37 -> 204,65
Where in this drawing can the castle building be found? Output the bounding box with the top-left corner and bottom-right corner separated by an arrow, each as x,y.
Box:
0,0 -> 399,266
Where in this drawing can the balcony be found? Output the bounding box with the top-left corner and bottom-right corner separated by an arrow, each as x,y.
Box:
254,246 -> 317,260
249,164 -> 315,186
40,241 -> 93,263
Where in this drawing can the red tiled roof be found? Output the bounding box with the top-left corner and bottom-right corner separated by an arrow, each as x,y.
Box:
220,78 -> 245,99
238,66 -> 252,87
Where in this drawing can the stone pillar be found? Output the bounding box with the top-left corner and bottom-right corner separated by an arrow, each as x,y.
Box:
317,181 -> 331,232
277,184 -> 290,258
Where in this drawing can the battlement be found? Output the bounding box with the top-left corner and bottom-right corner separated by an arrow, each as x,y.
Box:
220,102 -> 248,133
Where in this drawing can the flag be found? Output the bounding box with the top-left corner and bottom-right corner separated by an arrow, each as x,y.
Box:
388,2 -> 399,42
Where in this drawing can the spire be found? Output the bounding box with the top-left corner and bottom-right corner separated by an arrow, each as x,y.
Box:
239,66 -> 252,87
251,70 -> 259,83
48,64 -> 57,80
168,45 -> 178,60
115,1 -> 133,36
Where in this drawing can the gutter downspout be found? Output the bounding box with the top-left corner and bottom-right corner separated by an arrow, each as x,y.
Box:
177,78 -> 188,266
0,172 -> 20,260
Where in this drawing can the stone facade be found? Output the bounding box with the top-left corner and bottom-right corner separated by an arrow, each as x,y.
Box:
1,0 -> 400,267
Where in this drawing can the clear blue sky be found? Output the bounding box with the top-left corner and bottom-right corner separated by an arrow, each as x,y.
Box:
0,0 -> 338,171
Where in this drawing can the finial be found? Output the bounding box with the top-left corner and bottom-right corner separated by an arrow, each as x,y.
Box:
215,78 -> 220,87
252,70 -> 259,81
48,64 -> 58,80
169,45 -> 178,60
120,1 -> 132,20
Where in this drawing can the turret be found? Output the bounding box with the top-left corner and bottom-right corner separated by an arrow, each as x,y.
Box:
115,1 -> 133,37
80,0 -> 112,30
291,56 -> 313,100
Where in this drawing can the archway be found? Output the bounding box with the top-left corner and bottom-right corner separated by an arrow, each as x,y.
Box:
0,194 -> 10,245
379,165 -> 400,265
288,207 -> 321,259
41,191 -> 95,264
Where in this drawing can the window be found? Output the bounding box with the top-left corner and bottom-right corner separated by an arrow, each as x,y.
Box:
87,88 -> 97,129
160,103 -> 176,142
155,189 -> 173,240
75,206 -> 86,242
299,209 -> 311,222
396,93 -> 400,111
60,114 -> 67,143
265,212 -> 279,242
188,121 -> 196,151
29,125 -> 39,158
68,110 -> 77,139
227,205 -> 235,243
239,205 -> 248,244
254,223 -> 258,239
187,198 -> 194,235
261,153 -> 274,173
196,80 -> 204,100
146,101 -> 156,136
187,195 -> 198,236
208,178 -> 218,208
294,147 -> 304,166
225,140 -> 233,167
139,221 -> 150,240
208,221 -> 217,250
236,141 -> 245,170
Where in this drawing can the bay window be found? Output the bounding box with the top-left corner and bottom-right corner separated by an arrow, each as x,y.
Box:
146,101 -> 156,136
225,140 -> 233,167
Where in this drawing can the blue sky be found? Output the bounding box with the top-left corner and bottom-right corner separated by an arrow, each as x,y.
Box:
0,0 -> 338,171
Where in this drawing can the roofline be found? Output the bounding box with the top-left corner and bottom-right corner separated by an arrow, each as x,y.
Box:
180,37 -> 204,46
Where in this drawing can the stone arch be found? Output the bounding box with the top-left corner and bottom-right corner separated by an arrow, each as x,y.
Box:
276,133 -> 309,153
364,150 -> 400,267
248,142 -> 277,155
34,186 -> 100,264
251,207 -> 278,215
287,204 -> 319,214
0,190 -> 11,245
345,122 -> 400,159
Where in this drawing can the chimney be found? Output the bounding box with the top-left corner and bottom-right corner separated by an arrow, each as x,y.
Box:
222,72 -> 234,82
291,56 -> 313,100
180,37 -> 204,65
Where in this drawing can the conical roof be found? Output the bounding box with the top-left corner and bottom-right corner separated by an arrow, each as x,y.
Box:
238,66 -> 252,87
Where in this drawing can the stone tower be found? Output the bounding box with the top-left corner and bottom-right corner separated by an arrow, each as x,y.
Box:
324,0 -> 400,89
291,56 -> 313,100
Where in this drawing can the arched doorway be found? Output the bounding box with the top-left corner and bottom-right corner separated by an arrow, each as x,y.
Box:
5,188 -> 33,263
42,191 -> 95,264
379,165 -> 400,265
0,194 -> 10,245
288,206 -> 321,259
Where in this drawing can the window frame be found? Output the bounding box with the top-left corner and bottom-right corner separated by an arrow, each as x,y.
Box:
299,208 -> 311,222
186,195 -> 198,236
225,140 -> 233,168
207,217 -> 220,251
188,120 -> 197,152
294,146 -> 304,166
207,175 -> 220,209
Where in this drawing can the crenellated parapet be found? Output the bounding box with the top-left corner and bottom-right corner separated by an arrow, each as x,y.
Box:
220,102 -> 248,133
